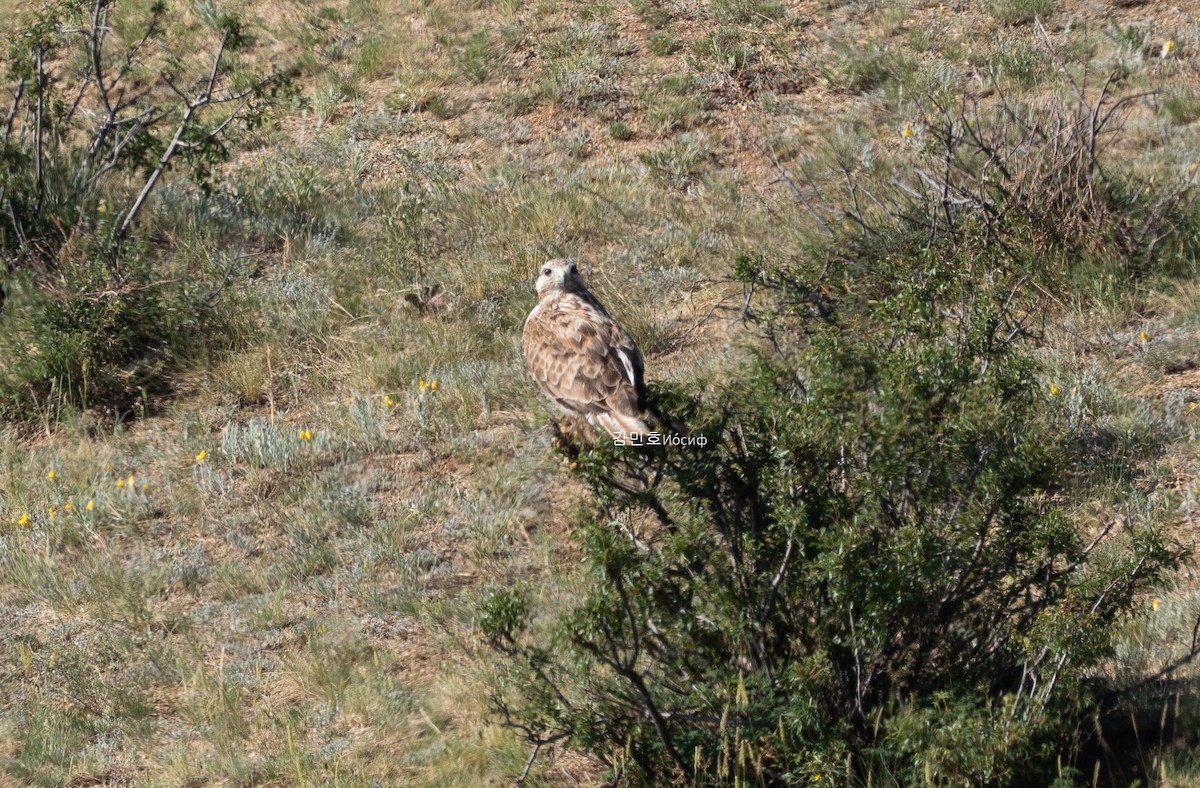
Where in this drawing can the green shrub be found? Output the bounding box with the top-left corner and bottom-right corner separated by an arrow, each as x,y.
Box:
485,252 -> 1182,784
0,0 -> 289,422
483,54 -> 1195,787
0,247 -> 239,420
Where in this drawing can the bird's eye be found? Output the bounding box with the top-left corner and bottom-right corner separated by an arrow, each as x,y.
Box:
569,263 -> 577,274
542,267 -> 551,276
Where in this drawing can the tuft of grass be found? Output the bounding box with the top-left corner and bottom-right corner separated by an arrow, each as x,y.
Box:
459,31 -> 494,83
609,120 -> 634,140
822,41 -> 910,94
639,136 -> 708,190
644,73 -> 705,135
991,40 -> 1049,87
711,0 -> 789,24
1165,90 -> 1200,126
878,5 -> 910,35
648,31 -> 681,56
989,0 -> 1055,26
690,28 -> 755,73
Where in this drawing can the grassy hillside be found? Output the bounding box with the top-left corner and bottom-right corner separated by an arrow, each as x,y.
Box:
2,0 -> 1199,784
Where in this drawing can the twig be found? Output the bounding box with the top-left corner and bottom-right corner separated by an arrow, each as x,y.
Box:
515,741 -> 541,786
3,79 -> 24,140
733,117 -> 835,238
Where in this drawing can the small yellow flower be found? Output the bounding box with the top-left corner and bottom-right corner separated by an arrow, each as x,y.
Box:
430,379 -> 439,392
298,429 -> 313,441
419,378 -> 429,390
47,506 -> 57,519
97,198 -> 108,215
1191,162 -> 1199,173
1189,402 -> 1197,411
195,449 -> 208,463
1049,384 -> 1060,397
126,475 -> 135,488
1152,597 -> 1161,612
116,478 -> 126,489
1140,330 -> 1150,342
902,122 -> 915,138
1162,40 -> 1176,58
141,482 -> 149,491
17,513 -> 30,527
64,500 -> 74,513
86,499 -> 95,512
46,469 -> 57,481
384,394 -> 396,407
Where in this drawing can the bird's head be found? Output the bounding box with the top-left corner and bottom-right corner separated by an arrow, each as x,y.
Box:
535,258 -> 586,297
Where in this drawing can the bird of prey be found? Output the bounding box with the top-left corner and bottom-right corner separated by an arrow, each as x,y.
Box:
522,259 -> 656,441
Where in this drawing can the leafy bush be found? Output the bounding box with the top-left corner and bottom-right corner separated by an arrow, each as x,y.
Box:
0,0 -> 288,421
483,55 -> 1195,786
485,245 -> 1182,783
0,245 -> 232,420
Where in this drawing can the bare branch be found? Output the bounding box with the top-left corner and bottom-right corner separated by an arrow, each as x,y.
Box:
2,79 -> 23,141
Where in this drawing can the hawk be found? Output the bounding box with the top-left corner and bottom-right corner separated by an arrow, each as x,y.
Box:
522,259 -> 655,441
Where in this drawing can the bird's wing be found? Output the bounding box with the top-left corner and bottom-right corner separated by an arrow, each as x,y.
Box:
522,293 -> 648,423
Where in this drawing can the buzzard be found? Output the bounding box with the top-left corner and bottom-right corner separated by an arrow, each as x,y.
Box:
522,259 -> 655,441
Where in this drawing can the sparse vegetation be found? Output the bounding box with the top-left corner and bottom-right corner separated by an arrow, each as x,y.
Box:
2,0 -> 1200,785
989,0 -> 1056,27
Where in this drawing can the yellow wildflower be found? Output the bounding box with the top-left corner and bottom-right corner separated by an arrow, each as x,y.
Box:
47,506 -> 57,519
1162,40 -> 1176,58
126,475 -> 135,488
46,469 -> 57,481
141,482 -> 149,491
384,394 -> 396,407
116,478 -> 126,489
1189,402 -> 1197,411
419,378 -> 429,390
902,122 -> 914,138
431,379 -> 439,392
298,429 -> 314,441
1152,597 -> 1161,612
1140,330 -> 1149,342
17,513 -> 30,527
64,500 -> 74,513
1049,384 -> 1060,397
86,499 -> 95,512
195,449 -> 208,463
